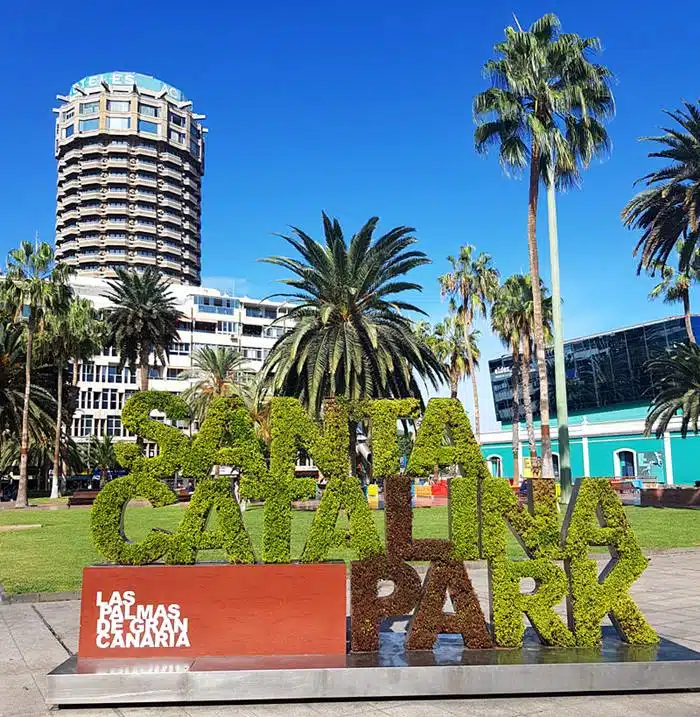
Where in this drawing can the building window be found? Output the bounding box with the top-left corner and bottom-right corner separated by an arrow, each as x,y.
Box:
189,140 -> 199,158
614,449 -> 637,478
63,109 -> 75,122
167,368 -> 184,380
106,116 -> 131,130
138,119 -> 160,134
487,455 -> 503,478
63,124 -> 74,138
552,453 -> 560,480
79,118 -> 99,132
191,125 -> 200,139
241,347 -> 263,361
169,129 -> 185,145
79,415 -> 93,437
170,342 -> 190,355
264,326 -> 286,339
139,103 -> 159,118
137,249 -> 155,257
169,112 -> 186,127
107,99 -> 130,112
106,416 -> 122,437
80,101 -> 99,115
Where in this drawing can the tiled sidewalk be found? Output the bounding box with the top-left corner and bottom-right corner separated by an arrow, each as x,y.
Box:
2,550 -> 700,717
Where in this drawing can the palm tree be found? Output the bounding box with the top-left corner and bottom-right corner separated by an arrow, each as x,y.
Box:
0,322 -> 59,449
416,315 -> 480,399
645,343 -> 700,438
240,372 -> 273,446
180,345 -> 247,423
39,297 -> 105,498
84,434 -> 118,488
623,102 -> 700,276
491,280 -> 524,483
104,267 -> 182,392
474,13 -> 613,480
648,242 -> 698,344
260,213 -> 445,416
2,241 -> 72,507
67,297 -> 105,385
438,245 -> 499,440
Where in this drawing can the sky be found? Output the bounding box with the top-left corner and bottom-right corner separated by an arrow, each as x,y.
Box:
2,0 -> 699,430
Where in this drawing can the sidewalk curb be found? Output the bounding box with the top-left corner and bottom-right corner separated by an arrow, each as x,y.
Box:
0,585 -> 80,604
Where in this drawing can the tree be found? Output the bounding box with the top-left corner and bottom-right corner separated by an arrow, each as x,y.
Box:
645,343 -> 700,438
648,242 -> 698,344
181,345 -> 247,423
67,297 -> 105,385
438,245 -> 499,440
416,315 -> 480,399
260,213 -> 445,415
239,372 -> 273,446
2,241 -> 72,507
40,297 -> 105,498
104,268 -> 182,392
84,434 -> 118,488
491,279 -> 525,483
623,102 -> 700,276
474,14 -> 613,481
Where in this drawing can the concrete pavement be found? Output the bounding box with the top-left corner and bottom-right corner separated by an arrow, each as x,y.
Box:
3,549 -> 700,717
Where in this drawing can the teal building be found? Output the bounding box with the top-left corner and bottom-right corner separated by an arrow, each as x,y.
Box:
480,316 -> 700,486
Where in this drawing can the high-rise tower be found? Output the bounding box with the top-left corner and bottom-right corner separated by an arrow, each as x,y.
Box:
54,72 -> 205,285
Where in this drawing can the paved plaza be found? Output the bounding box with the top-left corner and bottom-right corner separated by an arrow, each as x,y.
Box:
3,550 -> 700,717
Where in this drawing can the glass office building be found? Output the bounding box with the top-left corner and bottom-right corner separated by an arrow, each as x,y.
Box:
481,316 -> 700,485
488,316 -> 700,424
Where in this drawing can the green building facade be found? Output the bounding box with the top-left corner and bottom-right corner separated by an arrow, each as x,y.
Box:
481,317 -> 700,486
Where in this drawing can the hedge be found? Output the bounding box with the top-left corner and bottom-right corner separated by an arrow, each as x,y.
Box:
562,477 -> 658,646
480,476 -> 573,647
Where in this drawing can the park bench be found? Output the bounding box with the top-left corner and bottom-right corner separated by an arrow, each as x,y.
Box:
68,490 -> 100,507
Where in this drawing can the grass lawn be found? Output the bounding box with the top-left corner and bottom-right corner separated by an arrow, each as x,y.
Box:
1,503 -> 699,595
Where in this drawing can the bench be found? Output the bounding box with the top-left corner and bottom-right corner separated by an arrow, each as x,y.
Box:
68,490 -> 100,507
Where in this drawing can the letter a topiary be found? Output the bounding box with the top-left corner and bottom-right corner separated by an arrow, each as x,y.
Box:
407,398 -> 489,560
562,477 -> 659,647
481,476 -> 574,647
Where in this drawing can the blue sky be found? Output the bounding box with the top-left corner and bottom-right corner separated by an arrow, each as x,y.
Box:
2,0 -> 698,429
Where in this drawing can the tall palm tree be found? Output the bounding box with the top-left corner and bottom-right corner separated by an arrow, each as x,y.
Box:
645,343 -> 700,438
438,245 -> 499,440
491,280 -> 524,483
2,241 -> 72,507
260,213 -> 445,416
623,102 -> 700,275
180,345 -> 247,423
474,13 -> 613,480
67,297 -> 105,385
104,267 -> 182,392
648,242 -> 698,344
416,316 -> 480,399
240,371 -> 273,446
39,297 -> 105,498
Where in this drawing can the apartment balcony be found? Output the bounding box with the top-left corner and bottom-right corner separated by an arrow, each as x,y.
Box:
133,236 -> 157,249
78,253 -> 102,265
158,166 -> 181,181
133,254 -> 157,266
133,221 -> 157,234
159,151 -> 183,167
59,178 -> 81,193
60,193 -> 80,208
159,257 -> 181,272
81,158 -> 103,171
158,196 -> 181,210
80,234 -> 102,247
134,174 -> 157,187
106,203 -> 129,214
133,144 -> 158,158
59,148 -> 81,163
159,226 -> 182,240
61,208 -> 81,222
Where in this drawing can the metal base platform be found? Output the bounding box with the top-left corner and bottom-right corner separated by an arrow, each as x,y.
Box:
47,627 -> 700,706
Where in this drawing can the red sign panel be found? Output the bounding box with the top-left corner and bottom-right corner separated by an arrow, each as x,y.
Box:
78,564 -> 347,659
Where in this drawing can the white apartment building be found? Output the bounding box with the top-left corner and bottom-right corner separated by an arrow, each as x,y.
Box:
69,276 -> 291,443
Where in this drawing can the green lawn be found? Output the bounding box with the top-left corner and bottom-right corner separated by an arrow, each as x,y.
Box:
1,503 -> 699,595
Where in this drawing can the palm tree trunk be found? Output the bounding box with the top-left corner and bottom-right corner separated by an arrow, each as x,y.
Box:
511,348 -> 521,485
139,356 -> 149,392
546,173 -> 572,503
683,291 -> 695,344
527,146 -> 554,479
17,326 -> 33,508
72,357 -> 79,386
463,311 -> 480,441
450,364 -> 458,400
521,338 -> 537,459
51,362 -> 64,500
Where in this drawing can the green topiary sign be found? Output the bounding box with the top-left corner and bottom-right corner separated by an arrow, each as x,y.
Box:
90,393 -> 658,651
